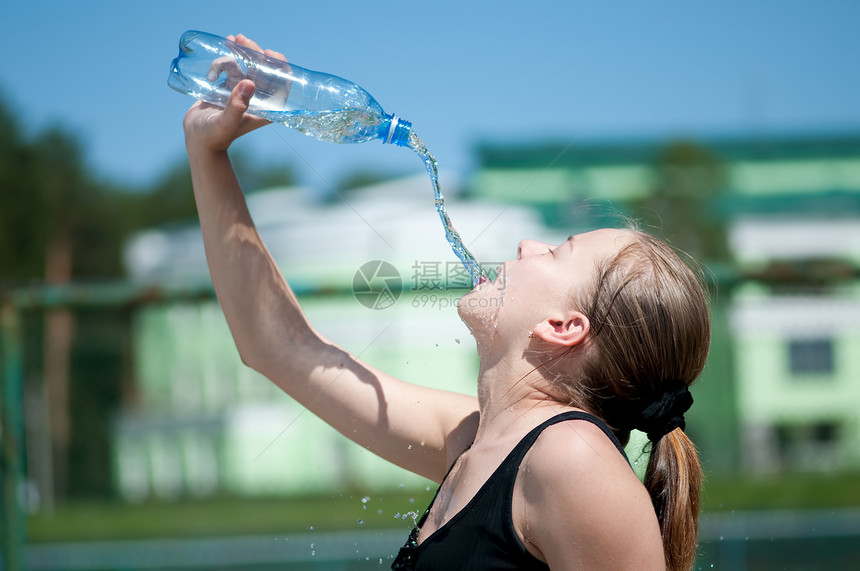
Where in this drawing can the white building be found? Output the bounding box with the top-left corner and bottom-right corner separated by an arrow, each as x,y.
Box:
116,172 -> 569,500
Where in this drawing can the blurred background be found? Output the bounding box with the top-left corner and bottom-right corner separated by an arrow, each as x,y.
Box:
2,1 -> 860,569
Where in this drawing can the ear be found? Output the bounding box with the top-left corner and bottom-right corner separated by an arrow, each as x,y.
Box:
531,311 -> 590,347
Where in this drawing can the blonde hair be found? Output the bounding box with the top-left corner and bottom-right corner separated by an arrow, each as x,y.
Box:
554,230 -> 710,571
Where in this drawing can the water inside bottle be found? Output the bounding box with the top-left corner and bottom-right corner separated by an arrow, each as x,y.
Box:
259,108 -> 386,145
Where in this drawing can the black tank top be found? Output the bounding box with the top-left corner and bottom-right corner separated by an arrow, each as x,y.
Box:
391,411 -> 628,570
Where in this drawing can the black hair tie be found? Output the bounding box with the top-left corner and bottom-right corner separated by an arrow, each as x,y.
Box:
634,380 -> 693,443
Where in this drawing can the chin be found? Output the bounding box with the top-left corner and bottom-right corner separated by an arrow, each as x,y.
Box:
457,286 -> 507,343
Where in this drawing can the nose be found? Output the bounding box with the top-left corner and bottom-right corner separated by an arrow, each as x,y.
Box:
517,239 -> 549,259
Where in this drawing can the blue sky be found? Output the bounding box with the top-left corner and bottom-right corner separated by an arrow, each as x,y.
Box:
2,0 -> 858,189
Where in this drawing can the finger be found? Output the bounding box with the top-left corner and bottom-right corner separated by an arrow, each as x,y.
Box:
208,56 -> 243,82
234,33 -> 264,53
222,79 -> 256,126
264,49 -> 287,62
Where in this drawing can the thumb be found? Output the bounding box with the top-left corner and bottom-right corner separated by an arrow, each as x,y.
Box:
223,80 -> 255,125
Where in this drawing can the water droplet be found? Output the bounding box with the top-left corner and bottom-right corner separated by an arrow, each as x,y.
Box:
379,558 -> 384,565
363,504 -> 367,510
455,338 -> 460,344
309,526 -> 314,531
310,543 -> 315,548
362,496 -> 370,503
358,519 -> 364,525
407,444 -> 413,450
377,509 -> 383,514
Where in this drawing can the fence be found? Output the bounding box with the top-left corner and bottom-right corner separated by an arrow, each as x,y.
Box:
1,281 -> 218,571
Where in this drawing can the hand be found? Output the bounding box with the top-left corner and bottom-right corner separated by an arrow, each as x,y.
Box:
228,33 -> 287,66
227,34 -> 292,110
207,34 -> 290,94
183,34 -> 288,153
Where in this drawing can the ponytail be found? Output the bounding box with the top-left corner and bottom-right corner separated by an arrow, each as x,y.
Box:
554,229 -> 709,569
644,428 -> 702,571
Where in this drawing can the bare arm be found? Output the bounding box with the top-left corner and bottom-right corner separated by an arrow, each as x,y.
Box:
183,37 -> 478,482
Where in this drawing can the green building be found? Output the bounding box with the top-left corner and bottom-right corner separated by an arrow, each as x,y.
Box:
115,135 -> 860,501
116,173 -> 567,500
471,135 -> 860,475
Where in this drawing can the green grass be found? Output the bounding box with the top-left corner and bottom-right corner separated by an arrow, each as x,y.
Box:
27,489 -> 435,543
701,471 -> 860,512
27,472 -> 860,543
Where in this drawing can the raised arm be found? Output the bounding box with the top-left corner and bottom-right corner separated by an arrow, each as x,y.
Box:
182,37 -> 479,482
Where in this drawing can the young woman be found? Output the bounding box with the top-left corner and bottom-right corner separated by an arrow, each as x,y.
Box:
182,34 -> 709,571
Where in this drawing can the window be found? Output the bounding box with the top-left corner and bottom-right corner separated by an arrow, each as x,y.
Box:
788,338 -> 834,375
774,422 -> 841,471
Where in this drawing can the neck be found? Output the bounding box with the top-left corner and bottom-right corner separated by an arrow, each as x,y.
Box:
472,346 -> 568,443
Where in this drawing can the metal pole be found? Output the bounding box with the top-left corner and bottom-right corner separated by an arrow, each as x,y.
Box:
1,301 -> 25,571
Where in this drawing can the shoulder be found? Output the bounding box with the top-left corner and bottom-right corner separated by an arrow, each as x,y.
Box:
513,418 -> 665,570
521,419 -> 638,511
536,416 -> 623,458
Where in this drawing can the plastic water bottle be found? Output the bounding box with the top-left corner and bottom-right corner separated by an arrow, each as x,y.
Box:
168,30 -> 488,286
168,30 -> 412,147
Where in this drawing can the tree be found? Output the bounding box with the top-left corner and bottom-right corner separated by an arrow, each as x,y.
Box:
0,96 -> 127,503
31,127 -> 99,501
0,98 -> 44,282
633,141 -> 730,263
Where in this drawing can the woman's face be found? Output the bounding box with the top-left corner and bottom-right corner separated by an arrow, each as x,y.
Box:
459,228 -> 632,346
